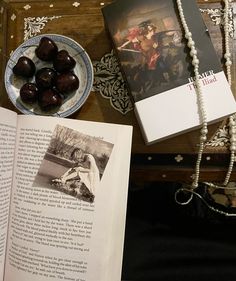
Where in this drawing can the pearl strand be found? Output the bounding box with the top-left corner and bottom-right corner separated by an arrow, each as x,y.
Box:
176,0 -> 208,189
223,0 -> 232,85
223,0 -> 235,186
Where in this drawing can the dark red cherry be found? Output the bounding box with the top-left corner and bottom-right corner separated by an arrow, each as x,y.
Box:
35,67 -> 57,89
35,37 -> 58,61
20,82 -> 39,104
53,50 -> 76,73
38,88 -> 63,110
55,72 -> 79,94
13,56 -> 36,78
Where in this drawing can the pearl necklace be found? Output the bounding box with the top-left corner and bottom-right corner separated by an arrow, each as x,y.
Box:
175,0 -> 236,214
222,0 -> 235,186
176,0 -> 234,189
176,0 -> 208,190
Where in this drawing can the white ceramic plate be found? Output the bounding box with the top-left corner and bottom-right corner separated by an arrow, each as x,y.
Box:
4,34 -> 94,117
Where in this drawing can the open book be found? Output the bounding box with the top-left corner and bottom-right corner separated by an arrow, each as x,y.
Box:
0,106 -> 133,281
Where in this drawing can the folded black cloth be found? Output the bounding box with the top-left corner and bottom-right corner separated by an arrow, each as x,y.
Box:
122,182 -> 236,281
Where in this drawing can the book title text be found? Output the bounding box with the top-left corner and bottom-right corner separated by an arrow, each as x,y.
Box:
187,70 -> 217,91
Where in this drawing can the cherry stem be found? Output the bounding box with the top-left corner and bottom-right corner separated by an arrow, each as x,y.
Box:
21,45 -> 38,48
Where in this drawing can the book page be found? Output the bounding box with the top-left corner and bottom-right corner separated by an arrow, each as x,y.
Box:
106,131 -> 132,280
0,107 -> 17,281
4,115 -> 132,281
84,126 -> 132,281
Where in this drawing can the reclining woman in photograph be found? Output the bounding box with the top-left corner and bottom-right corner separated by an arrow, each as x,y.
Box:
52,148 -> 100,203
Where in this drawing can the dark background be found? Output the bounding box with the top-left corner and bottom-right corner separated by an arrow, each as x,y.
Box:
121,182 -> 236,280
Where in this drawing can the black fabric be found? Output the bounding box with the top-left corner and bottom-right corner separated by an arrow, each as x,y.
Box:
121,182 -> 236,281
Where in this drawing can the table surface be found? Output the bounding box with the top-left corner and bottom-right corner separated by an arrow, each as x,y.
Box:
0,0 -> 236,183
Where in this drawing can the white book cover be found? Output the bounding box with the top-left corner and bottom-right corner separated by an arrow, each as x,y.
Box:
102,0 -> 236,144
135,70 -> 236,144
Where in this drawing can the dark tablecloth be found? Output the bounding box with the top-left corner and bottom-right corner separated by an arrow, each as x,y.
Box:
122,182 -> 236,281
